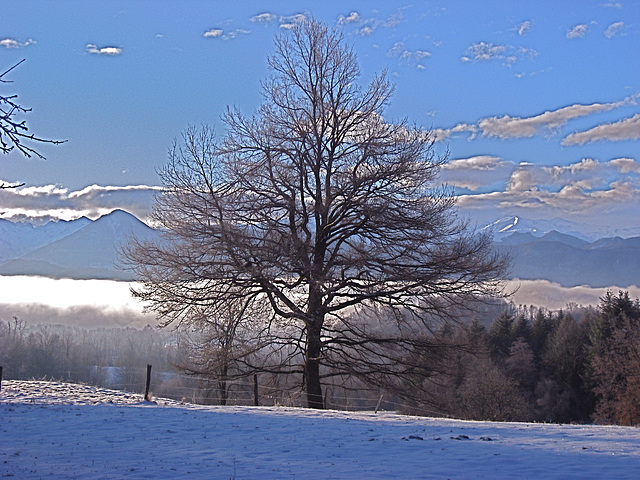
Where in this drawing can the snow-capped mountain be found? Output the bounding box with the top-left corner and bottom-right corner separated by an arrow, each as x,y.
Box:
481,216 -> 597,242
0,216 -> 91,263
0,210 -> 160,280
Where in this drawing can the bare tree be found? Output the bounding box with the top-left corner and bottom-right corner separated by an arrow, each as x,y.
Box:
1,59 -> 65,188
127,20 -> 506,409
173,296 -> 268,405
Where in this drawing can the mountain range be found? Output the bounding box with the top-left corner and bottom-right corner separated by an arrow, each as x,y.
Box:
0,210 -> 160,281
0,211 -> 638,288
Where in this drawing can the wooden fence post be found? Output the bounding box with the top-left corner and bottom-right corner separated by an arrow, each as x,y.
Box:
375,393 -> 384,414
144,364 -> 152,401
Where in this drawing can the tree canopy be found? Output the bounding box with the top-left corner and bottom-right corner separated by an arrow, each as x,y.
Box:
127,20 -> 507,409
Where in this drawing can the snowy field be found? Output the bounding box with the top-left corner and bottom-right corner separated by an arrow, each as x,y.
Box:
2,381 -> 640,479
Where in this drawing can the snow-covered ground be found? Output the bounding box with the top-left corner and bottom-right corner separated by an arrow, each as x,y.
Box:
2,381 -> 640,479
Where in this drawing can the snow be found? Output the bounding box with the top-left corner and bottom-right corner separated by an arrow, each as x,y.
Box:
2,381 -> 640,479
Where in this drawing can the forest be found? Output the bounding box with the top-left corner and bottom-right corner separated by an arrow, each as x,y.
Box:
2,290 -> 639,426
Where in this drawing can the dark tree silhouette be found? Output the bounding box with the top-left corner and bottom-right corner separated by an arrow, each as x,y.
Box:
126,20 -> 507,409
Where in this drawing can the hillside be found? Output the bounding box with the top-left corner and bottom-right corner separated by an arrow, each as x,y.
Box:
2,380 -> 640,479
496,231 -> 640,288
0,210 -> 161,281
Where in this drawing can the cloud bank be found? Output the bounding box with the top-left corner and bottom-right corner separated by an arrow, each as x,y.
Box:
450,157 -> 640,235
0,184 -> 162,223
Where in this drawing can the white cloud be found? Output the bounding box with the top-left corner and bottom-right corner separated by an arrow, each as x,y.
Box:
610,157 -> 640,174
280,14 -> 307,29
0,184 -> 162,222
358,26 -> 375,36
440,156 -> 516,191
430,123 -> 478,142
445,155 -> 511,171
604,21 -> 625,38
461,42 -> 537,66
86,44 -> 123,56
203,29 -> 223,38
517,21 -> 532,36
566,24 -> 588,39
477,95 -> 635,139
204,28 -> 250,40
562,114 -> 640,145
0,38 -> 36,48
338,12 -> 360,25
455,157 -> 640,225
463,42 -> 507,62
251,13 -> 277,23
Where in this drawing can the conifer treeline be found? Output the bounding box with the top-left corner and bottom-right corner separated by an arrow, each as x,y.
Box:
402,291 -> 640,426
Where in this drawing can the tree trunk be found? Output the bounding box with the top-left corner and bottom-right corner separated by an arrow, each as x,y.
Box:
305,321 -> 324,409
219,363 -> 228,406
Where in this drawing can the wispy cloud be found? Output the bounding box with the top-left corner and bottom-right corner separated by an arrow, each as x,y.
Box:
339,10 -> 408,36
280,14 -> 307,30
250,13 -> 277,23
440,155 -> 515,191
387,42 -> 431,67
562,114 -> 640,145
0,184 -> 162,223
0,38 -> 36,48
604,21 -> 625,38
461,42 -> 537,66
431,123 -> 478,142
203,28 -> 249,40
461,42 -> 507,62
517,21 -> 532,36
86,44 -> 123,56
566,24 -> 588,39
477,95 -> 635,139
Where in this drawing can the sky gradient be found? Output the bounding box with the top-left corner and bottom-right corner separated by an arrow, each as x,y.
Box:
1,1 -> 639,237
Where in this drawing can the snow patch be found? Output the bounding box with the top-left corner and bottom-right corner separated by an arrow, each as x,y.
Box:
2,380 -> 640,479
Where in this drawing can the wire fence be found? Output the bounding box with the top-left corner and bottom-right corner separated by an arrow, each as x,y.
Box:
1,364 -> 405,412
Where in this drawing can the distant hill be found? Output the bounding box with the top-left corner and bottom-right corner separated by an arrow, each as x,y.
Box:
0,210 -> 161,280
1,211 -> 638,287
495,232 -> 640,288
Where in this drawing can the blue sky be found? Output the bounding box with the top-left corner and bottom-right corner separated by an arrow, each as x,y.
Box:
1,0 -> 639,236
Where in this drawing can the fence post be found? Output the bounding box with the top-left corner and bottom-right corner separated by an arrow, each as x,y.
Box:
0,366 -> 3,392
144,364 -> 152,401
374,393 -> 384,414
253,374 -> 259,406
